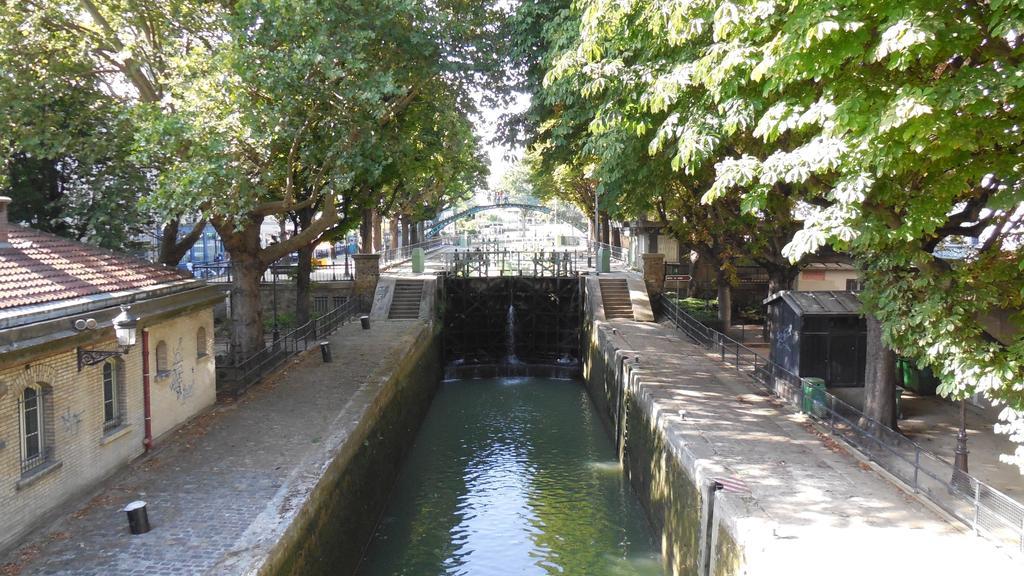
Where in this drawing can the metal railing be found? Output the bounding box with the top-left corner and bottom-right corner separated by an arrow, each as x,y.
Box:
588,241 -> 627,262
192,259 -> 354,283
660,294 -> 1024,552
19,446 -> 53,476
444,249 -> 584,277
380,237 -> 455,270
218,297 -> 362,392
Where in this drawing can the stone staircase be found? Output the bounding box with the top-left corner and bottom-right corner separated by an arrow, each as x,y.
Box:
388,279 -> 424,319
599,278 -> 634,320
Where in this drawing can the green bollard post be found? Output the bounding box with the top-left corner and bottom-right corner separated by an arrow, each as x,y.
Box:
412,247 -> 425,273
597,247 -> 611,273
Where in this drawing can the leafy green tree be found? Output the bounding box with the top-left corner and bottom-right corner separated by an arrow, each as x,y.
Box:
0,0 -> 222,262
541,0 -> 1024,463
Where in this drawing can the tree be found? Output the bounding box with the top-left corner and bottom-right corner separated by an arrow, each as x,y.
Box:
0,1 -> 221,262
542,0 -> 1024,464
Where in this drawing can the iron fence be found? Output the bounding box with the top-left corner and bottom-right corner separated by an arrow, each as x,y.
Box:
218,297 -> 362,394
192,259 -> 354,283
380,237 -> 455,270
444,249 -> 584,277
587,241 -> 627,262
659,294 -> 1024,552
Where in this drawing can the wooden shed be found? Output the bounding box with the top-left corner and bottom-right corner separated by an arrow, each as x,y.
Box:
765,291 -> 867,387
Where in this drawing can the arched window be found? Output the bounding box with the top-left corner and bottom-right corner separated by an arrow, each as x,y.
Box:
20,384 -> 48,472
156,340 -> 169,374
102,360 -> 124,430
197,327 -> 208,358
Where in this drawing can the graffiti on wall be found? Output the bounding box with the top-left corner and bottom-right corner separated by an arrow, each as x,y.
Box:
169,337 -> 195,403
60,407 -> 82,436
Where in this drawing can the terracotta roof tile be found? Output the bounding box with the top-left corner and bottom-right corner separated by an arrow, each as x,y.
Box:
0,226 -> 192,311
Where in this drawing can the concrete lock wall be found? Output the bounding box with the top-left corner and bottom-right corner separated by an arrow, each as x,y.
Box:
582,296 -> 741,576
258,283 -> 354,323
260,323 -> 442,576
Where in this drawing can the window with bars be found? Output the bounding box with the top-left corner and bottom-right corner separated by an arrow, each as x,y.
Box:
314,296 -> 329,315
332,296 -> 347,309
19,384 -> 53,474
156,340 -> 169,376
102,360 -> 125,431
197,326 -> 208,358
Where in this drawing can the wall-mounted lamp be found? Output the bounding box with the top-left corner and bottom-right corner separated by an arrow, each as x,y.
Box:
77,305 -> 139,371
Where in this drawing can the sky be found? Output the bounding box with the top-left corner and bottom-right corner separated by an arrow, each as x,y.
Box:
473,91 -> 531,197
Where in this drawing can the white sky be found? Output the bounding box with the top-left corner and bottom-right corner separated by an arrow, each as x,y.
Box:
472,91 -> 531,196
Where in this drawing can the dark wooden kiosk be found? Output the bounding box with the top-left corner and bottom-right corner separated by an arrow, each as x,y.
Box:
765,291 -> 867,387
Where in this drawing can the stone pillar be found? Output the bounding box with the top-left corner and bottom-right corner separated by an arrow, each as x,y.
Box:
642,253 -> 666,296
353,254 -> 381,310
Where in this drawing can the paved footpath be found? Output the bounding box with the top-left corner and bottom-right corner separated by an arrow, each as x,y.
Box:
1,320 -> 424,576
602,318 -> 1021,574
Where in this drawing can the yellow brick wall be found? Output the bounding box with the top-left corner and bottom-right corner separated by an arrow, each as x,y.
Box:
0,305 -> 216,552
145,308 -> 217,441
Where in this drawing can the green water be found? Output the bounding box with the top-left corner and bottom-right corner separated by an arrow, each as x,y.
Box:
356,377 -> 664,576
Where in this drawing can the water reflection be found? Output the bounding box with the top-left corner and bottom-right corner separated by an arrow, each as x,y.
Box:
356,378 -> 663,576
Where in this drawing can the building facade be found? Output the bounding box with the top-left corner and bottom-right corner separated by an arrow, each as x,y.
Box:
0,197 -> 223,551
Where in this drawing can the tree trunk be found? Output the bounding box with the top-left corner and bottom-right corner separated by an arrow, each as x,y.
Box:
716,268 -> 732,330
296,242 -> 314,326
402,215 -> 411,247
294,207 -> 315,326
611,226 -> 621,248
360,208 -> 373,254
372,210 -> 383,252
767,267 -> 798,297
599,211 -> 610,244
863,314 -> 899,430
389,217 -> 399,250
157,218 -> 206,267
227,248 -> 266,362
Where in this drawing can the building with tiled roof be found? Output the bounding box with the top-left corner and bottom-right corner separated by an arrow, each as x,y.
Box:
0,196 -> 225,552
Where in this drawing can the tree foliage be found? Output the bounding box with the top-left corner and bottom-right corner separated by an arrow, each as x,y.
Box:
519,0 -> 1024,466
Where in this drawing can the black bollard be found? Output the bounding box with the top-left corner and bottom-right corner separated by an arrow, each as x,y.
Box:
360,315 -> 371,330
124,501 -> 151,535
319,341 -> 332,363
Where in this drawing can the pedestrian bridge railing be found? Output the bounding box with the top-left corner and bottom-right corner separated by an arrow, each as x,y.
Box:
380,236 -> 455,270
444,249 -> 584,277
659,294 -> 1024,553
192,259 -> 354,283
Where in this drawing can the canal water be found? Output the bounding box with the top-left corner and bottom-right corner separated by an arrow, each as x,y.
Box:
356,377 -> 664,576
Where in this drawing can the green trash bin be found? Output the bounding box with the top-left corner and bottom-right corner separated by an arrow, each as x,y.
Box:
895,386 -> 904,420
898,358 -> 920,392
802,377 -> 827,418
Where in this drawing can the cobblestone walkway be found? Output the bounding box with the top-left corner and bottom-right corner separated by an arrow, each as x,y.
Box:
1,320 -> 424,576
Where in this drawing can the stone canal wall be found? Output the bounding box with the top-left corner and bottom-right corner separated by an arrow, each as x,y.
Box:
582,276 -> 1019,575
584,317 -> 738,576
253,322 -> 441,576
